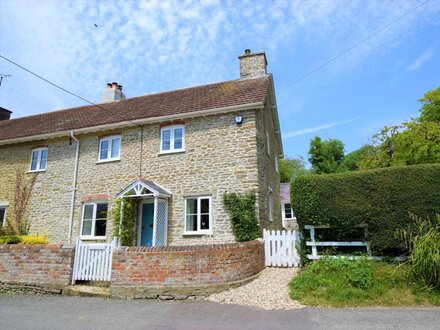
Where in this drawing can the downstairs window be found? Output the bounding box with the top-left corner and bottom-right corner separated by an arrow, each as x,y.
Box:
184,196 -> 211,234
81,202 -> 108,239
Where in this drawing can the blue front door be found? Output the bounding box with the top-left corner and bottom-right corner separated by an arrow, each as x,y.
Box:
141,203 -> 154,246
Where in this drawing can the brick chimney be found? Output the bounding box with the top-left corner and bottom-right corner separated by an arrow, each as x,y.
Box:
102,82 -> 126,103
238,49 -> 267,79
0,107 -> 12,121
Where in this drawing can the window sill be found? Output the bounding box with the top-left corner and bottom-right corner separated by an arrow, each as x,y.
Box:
182,232 -> 212,236
158,150 -> 185,156
27,169 -> 46,173
80,236 -> 107,241
96,158 -> 120,164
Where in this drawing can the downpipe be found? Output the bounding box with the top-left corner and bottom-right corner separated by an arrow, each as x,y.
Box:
68,131 -> 80,245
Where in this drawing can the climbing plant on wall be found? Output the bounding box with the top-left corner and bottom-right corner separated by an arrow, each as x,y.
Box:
112,198 -> 136,246
223,192 -> 260,242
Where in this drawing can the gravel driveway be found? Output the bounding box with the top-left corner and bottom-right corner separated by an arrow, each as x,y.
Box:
207,267 -> 302,310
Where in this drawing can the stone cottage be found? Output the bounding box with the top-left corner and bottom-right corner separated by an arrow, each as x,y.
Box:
0,50 -> 283,246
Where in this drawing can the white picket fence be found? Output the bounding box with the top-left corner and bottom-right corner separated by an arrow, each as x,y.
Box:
263,229 -> 300,267
72,237 -> 117,284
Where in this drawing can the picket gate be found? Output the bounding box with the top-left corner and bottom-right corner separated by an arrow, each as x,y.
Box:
263,229 -> 300,267
72,237 -> 117,284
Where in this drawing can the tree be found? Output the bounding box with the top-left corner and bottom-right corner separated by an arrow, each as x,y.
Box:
418,87 -> 440,123
279,157 -> 307,183
308,136 -> 345,174
359,87 -> 440,169
339,144 -> 376,171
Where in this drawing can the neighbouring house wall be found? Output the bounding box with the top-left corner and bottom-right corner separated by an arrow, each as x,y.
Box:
0,244 -> 75,292
110,239 -> 265,298
0,138 -> 76,241
0,109 -> 261,245
255,98 -> 282,230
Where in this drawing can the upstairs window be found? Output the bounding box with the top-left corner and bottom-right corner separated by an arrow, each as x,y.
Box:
160,125 -> 185,153
98,135 -> 121,162
30,148 -> 48,172
269,190 -> 273,222
0,207 -> 7,228
184,196 -> 211,234
266,130 -> 270,156
81,202 -> 108,239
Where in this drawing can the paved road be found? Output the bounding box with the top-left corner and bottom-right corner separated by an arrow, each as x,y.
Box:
0,294 -> 439,330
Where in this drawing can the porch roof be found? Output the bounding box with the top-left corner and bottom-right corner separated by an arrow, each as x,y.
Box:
116,179 -> 171,199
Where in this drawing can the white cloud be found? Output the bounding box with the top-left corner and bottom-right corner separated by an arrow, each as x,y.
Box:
0,0 -> 439,118
282,118 -> 358,139
407,48 -> 435,71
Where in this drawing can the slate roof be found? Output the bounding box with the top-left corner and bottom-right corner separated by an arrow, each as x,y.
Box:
0,75 -> 270,143
280,183 -> 291,202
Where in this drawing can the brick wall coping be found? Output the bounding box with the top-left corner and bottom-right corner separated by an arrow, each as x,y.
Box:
0,244 -> 74,251
116,239 -> 263,253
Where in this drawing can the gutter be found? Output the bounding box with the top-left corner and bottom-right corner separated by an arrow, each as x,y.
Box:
68,131 -> 79,244
0,102 -> 264,146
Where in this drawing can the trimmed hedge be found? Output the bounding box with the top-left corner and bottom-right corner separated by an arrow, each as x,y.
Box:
292,164 -> 440,254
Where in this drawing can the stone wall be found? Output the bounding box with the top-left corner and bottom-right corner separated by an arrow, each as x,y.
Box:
110,239 -> 265,298
0,109 -> 266,245
0,244 -> 74,293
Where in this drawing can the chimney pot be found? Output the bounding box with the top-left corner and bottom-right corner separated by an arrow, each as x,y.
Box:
244,49 -> 251,54
102,82 -> 126,102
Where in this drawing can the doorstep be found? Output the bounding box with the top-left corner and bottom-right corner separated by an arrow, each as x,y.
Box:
63,285 -> 110,298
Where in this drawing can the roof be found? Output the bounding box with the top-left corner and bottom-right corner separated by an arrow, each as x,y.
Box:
280,183 -> 290,202
117,178 -> 172,198
0,75 -> 270,144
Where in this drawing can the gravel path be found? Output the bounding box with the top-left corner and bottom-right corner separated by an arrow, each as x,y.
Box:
207,268 -> 303,310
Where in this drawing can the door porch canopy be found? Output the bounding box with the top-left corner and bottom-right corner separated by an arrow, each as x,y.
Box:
116,179 -> 171,247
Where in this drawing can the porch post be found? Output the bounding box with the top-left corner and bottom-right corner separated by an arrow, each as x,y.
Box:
152,195 -> 158,246
118,198 -> 124,246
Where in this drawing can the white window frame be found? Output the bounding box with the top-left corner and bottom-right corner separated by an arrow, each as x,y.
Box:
98,135 -> 121,162
269,189 -> 273,222
282,202 -> 294,220
160,125 -> 185,154
0,206 -> 7,228
29,147 -> 48,172
183,196 -> 212,235
275,156 -> 279,173
80,202 -> 108,240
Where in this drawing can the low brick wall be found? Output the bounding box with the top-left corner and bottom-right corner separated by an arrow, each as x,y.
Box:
111,239 -> 265,299
0,244 -> 75,293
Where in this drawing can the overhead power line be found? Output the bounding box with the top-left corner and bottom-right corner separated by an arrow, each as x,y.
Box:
279,0 -> 431,92
0,54 -> 141,128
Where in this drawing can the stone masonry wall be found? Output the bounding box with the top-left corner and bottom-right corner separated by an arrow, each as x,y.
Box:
110,239 -> 265,298
0,109 -> 262,245
256,100 -> 282,230
0,244 -> 74,292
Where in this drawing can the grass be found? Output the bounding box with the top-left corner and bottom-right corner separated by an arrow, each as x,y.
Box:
289,258 -> 440,307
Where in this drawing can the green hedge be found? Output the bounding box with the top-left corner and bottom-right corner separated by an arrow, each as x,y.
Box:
291,164 -> 440,254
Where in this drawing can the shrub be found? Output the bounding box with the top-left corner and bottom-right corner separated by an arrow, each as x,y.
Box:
223,192 -> 260,242
19,235 -> 48,244
112,198 -> 136,246
292,164 -> 440,254
0,235 -> 22,244
398,214 -> 440,289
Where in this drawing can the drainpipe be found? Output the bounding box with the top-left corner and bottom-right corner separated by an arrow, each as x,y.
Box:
68,131 -> 80,244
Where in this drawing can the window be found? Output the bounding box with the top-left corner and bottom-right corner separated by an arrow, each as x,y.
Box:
283,203 -> 295,219
184,196 -> 211,234
160,125 -> 185,153
81,202 -> 108,238
275,157 -> 279,173
266,130 -> 270,156
269,190 -> 273,222
0,207 -> 6,228
30,148 -> 48,171
98,135 -> 121,162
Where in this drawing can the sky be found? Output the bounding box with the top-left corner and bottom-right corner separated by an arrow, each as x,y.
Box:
0,0 -> 439,163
